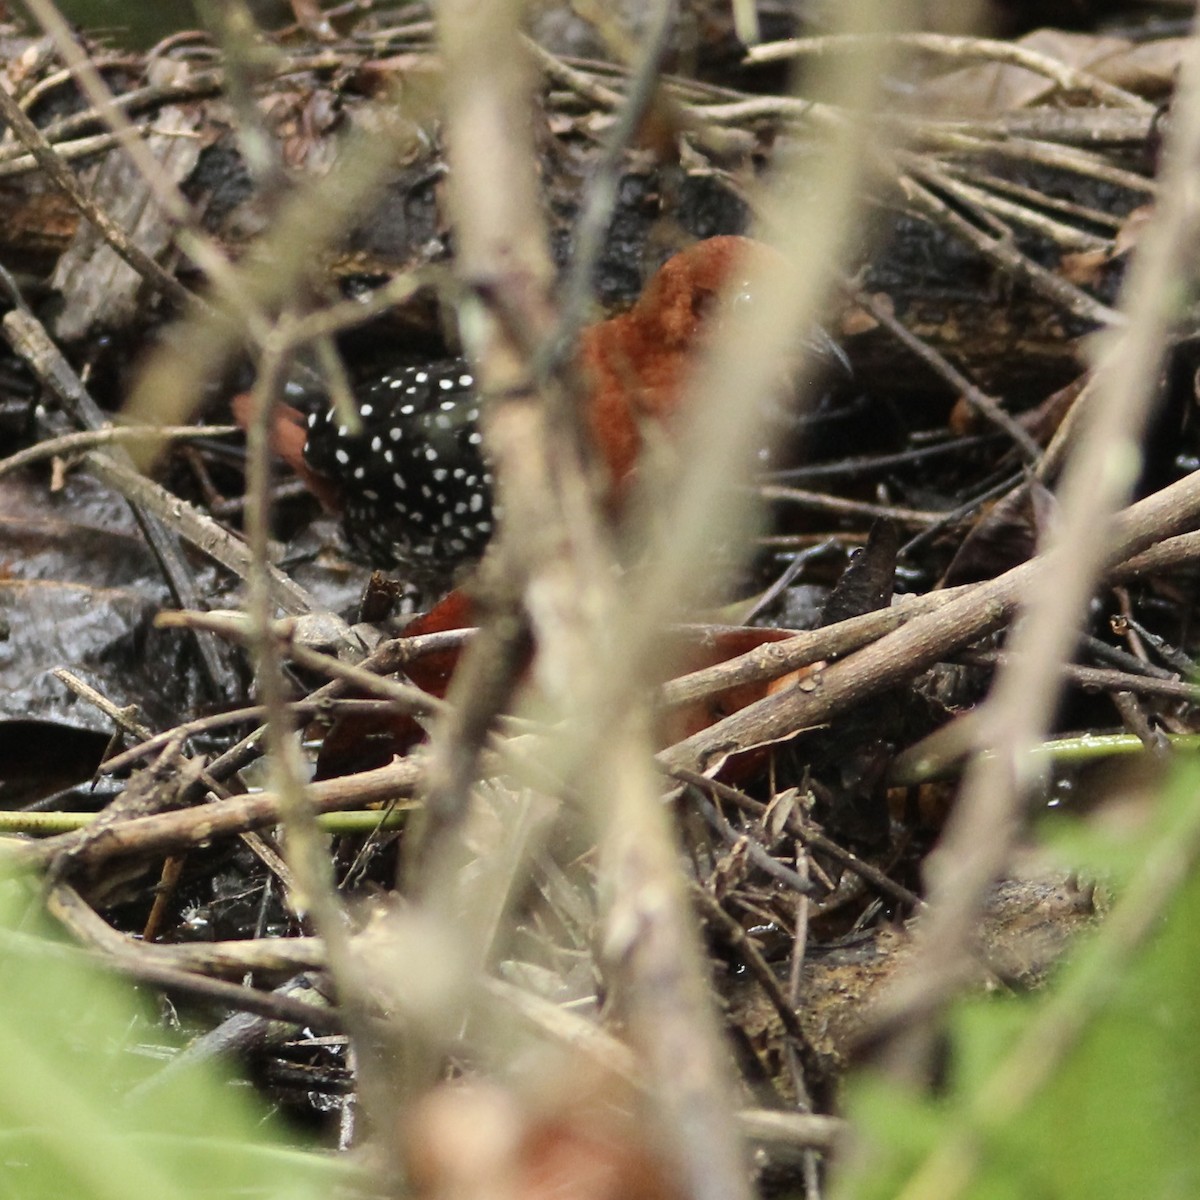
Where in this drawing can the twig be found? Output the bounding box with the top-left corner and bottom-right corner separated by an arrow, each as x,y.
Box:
430,4 -> 822,1198
671,768 -> 924,912
3,759 -> 421,872
738,1108 -> 845,1156
899,172 -> 1122,327
0,300 -> 250,698
758,484 -> 949,526
0,807 -> 413,839
159,608 -> 447,719
7,895 -> 340,1032
745,32 -> 1155,114
871,15 -> 1200,1087
934,160 -> 1121,240
658,468 -> 1200,776
919,126 -> 1155,196
687,784 -> 817,896
692,886 -> 825,1082
478,975 -> 846,1153
900,471 -> 1026,559
523,38 -> 625,109
0,423 -> 238,478
845,286 -> 1043,465
0,71 -> 223,164
0,130 -> 160,179
85,450 -> 318,615
0,80 -> 193,309
238,319 -> 395,1128
416,0 -> 578,863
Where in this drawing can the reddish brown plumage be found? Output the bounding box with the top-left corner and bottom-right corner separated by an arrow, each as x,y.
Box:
578,234 -> 764,498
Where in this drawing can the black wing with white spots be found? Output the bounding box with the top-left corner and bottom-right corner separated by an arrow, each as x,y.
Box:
303,359 -> 496,576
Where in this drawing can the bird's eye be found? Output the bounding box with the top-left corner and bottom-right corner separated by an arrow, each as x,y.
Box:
729,276 -> 757,311
695,275 -> 757,323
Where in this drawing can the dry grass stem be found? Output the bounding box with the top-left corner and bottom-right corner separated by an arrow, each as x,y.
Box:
868,10 -> 1200,1086
747,31 -> 1155,113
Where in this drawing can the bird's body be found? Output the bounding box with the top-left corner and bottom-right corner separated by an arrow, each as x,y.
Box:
256,234 -> 838,777
294,235 -> 770,586
302,360 -> 494,572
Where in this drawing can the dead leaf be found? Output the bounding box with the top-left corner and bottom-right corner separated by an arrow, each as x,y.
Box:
918,30 -> 1134,117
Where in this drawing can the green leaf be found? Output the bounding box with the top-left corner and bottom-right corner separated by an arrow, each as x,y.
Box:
0,874 -> 346,1200
836,756 -> 1200,1200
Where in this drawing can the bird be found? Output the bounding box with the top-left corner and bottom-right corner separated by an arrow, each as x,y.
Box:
251,235 -> 790,593
244,236 -> 840,778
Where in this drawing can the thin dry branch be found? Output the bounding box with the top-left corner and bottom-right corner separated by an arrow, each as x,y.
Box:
867,10 -> 1200,1080
898,172 -> 1123,326
746,31 -> 1156,113
1,303 -> 319,617
659,467 -> 1200,776
0,80 -> 193,309
4,760 -> 420,872
0,423 -> 238,478
421,4 -> 821,1198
